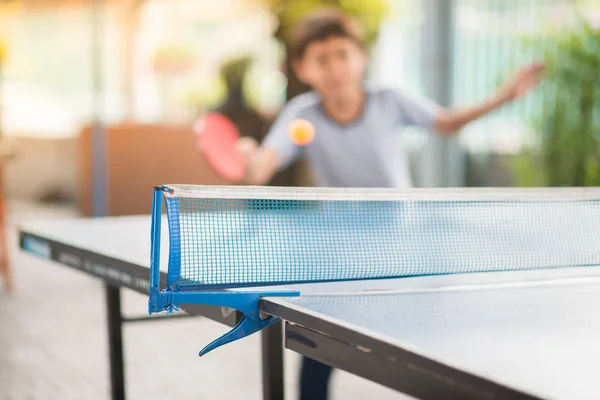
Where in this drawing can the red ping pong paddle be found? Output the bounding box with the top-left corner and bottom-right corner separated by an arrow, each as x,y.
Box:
193,112 -> 246,182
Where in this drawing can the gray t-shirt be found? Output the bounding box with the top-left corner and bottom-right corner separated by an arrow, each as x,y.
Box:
263,84 -> 439,188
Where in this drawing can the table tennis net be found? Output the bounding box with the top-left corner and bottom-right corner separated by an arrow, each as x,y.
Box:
161,185 -> 600,289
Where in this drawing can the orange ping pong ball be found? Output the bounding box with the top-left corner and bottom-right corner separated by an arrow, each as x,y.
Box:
288,119 -> 315,146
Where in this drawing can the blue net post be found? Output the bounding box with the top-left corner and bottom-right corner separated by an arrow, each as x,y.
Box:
148,186 -> 167,313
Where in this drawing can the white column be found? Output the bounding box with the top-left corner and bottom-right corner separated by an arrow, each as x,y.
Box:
417,0 -> 466,188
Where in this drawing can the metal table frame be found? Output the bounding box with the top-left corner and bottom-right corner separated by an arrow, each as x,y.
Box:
20,230 -> 285,400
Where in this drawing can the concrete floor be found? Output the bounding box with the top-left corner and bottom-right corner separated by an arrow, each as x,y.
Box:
0,201 -> 410,400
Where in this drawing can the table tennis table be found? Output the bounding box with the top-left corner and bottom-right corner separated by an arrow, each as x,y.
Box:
19,186 -> 600,400
19,216 -> 285,400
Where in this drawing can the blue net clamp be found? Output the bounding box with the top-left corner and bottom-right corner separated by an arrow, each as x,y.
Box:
148,185 -> 299,356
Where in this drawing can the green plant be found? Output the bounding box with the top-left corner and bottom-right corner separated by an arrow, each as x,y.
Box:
220,56 -> 253,87
262,0 -> 389,46
514,15 -> 600,187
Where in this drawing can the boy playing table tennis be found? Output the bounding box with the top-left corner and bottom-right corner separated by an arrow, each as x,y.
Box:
237,8 -> 543,400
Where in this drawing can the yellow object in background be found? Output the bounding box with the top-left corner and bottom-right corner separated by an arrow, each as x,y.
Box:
288,119 -> 315,146
0,37 -> 7,64
0,1 -> 23,64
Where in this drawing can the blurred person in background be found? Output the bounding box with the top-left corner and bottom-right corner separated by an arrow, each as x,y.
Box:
237,8 -> 544,400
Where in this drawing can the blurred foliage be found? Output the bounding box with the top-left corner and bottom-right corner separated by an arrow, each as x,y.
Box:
510,152 -> 549,187
185,0 -> 401,113
185,75 -> 227,112
220,56 -> 253,86
260,0 -> 389,46
186,57 -> 254,112
512,15 -> 600,187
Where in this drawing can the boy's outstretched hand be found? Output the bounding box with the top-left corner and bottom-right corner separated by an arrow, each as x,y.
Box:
434,61 -> 546,134
500,62 -> 545,101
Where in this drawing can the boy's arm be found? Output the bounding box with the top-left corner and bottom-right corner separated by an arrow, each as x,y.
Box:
434,62 -> 544,135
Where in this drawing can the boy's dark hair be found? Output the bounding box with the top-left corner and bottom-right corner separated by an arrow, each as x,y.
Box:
291,9 -> 364,60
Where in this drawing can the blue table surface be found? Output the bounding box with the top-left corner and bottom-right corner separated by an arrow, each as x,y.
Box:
266,269 -> 600,400
20,215 -> 172,272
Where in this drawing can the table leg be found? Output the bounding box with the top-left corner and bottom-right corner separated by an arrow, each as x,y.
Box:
261,321 -> 285,400
105,284 -> 125,400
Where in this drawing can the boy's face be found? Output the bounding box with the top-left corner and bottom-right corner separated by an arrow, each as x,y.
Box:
294,36 -> 367,100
